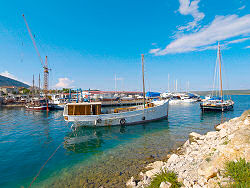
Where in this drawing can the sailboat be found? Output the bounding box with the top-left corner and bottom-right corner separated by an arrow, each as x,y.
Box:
63,54 -> 169,127
200,43 -> 234,111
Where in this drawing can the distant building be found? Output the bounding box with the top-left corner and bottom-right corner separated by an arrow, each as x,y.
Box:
0,86 -> 19,94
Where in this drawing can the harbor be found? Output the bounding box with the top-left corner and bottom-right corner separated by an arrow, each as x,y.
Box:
1,0 -> 250,187
0,95 -> 249,187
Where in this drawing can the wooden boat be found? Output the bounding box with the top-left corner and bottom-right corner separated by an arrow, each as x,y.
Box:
25,98 -> 51,110
63,100 -> 168,127
63,54 -> 169,127
200,43 -> 234,111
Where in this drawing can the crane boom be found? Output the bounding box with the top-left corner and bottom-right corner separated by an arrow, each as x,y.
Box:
22,14 -> 49,96
22,14 -> 44,67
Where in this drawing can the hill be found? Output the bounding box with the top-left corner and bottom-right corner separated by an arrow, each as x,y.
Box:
0,75 -> 30,88
192,89 -> 250,96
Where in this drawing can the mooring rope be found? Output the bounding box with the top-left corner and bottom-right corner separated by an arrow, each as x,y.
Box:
29,143 -> 63,188
29,123 -> 75,188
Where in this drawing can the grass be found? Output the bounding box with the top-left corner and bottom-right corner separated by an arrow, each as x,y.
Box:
224,158 -> 250,187
205,157 -> 212,162
148,170 -> 182,188
222,140 -> 229,145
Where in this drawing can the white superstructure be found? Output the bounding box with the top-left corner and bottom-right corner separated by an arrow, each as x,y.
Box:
63,100 -> 169,127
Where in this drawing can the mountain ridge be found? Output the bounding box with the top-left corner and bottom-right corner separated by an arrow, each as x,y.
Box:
0,75 -> 30,88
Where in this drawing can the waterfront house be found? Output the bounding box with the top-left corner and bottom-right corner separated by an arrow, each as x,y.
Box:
0,86 -> 19,94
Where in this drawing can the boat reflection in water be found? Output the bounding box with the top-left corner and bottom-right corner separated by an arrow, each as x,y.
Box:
63,126 -> 127,153
200,109 -> 231,126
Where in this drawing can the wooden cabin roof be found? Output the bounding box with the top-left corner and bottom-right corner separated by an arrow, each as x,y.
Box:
67,102 -> 102,105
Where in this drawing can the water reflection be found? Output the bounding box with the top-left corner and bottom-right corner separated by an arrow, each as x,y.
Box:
63,119 -> 169,154
200,110 -> 232,125
63,126 -> 126,153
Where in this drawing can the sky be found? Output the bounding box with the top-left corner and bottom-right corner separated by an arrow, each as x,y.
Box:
0,0 -> 249,92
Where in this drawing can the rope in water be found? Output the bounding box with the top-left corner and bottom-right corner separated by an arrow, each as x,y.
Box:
29,123 -> 75,188
29,143 -> 63,188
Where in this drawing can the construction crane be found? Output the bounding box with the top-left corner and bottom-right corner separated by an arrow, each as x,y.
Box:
22,14 -> 49,97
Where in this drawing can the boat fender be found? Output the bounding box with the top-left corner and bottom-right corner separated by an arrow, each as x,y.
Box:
142,116 -> 146,120
120,118 -> 126,125
96,118 -> 102,124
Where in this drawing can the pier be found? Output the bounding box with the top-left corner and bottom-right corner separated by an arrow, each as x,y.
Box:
100,99 -> 145,107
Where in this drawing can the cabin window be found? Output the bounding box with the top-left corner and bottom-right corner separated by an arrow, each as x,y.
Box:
68,104 -> 101,115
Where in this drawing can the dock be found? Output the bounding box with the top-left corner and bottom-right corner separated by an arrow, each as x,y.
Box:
101,100 -> 145,107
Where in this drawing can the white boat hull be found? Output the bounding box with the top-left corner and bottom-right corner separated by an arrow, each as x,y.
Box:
181,99 -> 197,103
169,99 -> 182,104
64,100 -> 169,127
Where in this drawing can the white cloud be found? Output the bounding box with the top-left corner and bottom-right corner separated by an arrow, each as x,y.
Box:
245,46 -> 250,49
0,71 -> 18,80
178,0 -> 205,31
55,77 -> 74,88
150,14 -> 250,55
225,37 -> 250,44
149,48 -> 160,54
238,5 -> 246,10
0,71 -> 30,85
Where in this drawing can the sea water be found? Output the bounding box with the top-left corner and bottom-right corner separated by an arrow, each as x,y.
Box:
0,95 -> 249,187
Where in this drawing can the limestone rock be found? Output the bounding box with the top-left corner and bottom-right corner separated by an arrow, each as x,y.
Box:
189,132 -> 202,143
160,181 -> 171,188
167,154 -> 179,164
126,111 -> 250,188
219,128 -> 227,138
147,161 -> 165,169
126,176 -> 136,187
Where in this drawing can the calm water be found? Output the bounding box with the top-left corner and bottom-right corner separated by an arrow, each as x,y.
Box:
0,95 -> 249,188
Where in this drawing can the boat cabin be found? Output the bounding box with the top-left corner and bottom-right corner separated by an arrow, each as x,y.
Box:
66,102 -> 101,115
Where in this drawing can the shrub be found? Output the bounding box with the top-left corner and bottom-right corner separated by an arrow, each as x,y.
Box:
224,158 -> 250,187
148,170 -> 182,188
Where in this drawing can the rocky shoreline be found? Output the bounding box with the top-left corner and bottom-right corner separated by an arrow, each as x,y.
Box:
127,110 -> 250,188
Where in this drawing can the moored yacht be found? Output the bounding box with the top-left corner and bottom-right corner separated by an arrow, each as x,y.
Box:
200,43 -> 234,111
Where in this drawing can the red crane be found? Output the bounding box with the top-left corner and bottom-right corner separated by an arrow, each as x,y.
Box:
22,14 -> 49,97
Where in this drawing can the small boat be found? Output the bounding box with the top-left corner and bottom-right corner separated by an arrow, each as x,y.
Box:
200,43 -> 234,111
169,94 -> 182,104
50,94 -> 67,110
63,54 -> 169,127
25,98 -> 51,110
180,93 -> 200,103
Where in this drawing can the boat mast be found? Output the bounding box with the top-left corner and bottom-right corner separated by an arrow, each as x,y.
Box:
142,54 -> 146,108
32,74 -> 34,98
168,74 -> 170,92
218,42 -> 223,102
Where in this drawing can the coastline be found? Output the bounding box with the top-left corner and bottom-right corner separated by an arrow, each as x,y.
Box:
127,110 -> 250,187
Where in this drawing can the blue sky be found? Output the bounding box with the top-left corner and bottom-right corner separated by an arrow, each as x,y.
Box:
0,0 -> 249,91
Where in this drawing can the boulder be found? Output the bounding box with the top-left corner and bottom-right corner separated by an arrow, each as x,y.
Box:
244,118 -> 250,126
147,161 -> 165,169
219,129 -> 227,138
189,132 -> 202,143
206,131 -> 218,139
126,177 -> 136,187
145,168 -> 161,179
160,181 -> 172,188
167,154 -> 179,164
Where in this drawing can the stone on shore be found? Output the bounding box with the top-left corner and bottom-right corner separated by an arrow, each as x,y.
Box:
126,110 -> 250,187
